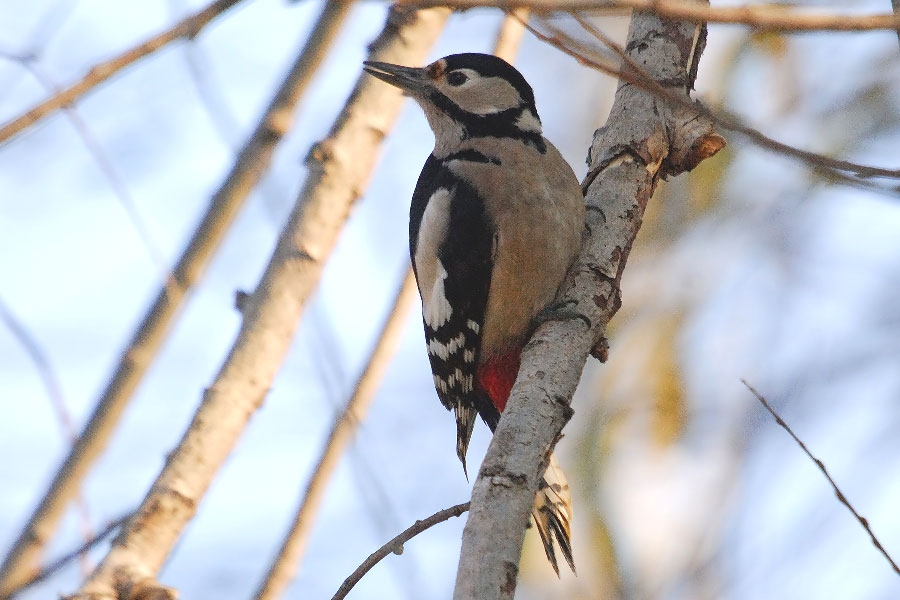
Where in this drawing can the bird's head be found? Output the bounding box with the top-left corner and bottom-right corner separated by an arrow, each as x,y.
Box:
363,53 -> 543,155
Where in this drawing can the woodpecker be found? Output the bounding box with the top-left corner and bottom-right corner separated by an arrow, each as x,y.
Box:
364,53 -> 583,574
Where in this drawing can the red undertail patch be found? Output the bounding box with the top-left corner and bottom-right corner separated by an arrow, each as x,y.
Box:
477,352 -> 522,413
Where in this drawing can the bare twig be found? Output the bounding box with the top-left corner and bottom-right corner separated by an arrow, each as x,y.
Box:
0,297 -> 97,579
18,60 -> 168,268
251,270 -> 419,600
0,3 -> 353,596
5,514 -> 131,599
0,298 -> 71,443
0,0 -> 246,145
892,0 -> 900,51
741,380 -> 900,576
331,503 -> 471,600
522,16 -> 900,192
402,0 -> 900,32
63,7 -> 449,600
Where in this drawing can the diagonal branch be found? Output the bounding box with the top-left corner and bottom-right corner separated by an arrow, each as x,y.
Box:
892,0 -> 900,51
0,0 -> 248,145
62,6 -> 450,600
250,12 -> 531,598
250,270 -> 419,600
522,16 -> 900,192
0,4 -> 353,596
454,3 -> 722,598
402,0 -> 900,33
4,514 -> 131,599
742,380 -> 900,576
331,502 -> 471,600
18,59 -> 169,267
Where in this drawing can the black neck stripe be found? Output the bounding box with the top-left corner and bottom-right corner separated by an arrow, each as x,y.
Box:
445,149 -> 501,165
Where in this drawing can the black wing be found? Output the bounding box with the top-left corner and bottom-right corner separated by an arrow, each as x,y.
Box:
409,154 -> 500,475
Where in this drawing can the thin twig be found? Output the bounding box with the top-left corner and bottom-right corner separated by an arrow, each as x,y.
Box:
0,3 -> 351,595
251,270 -> 419,600
403,0 -> 900,32
331,503 -> 471,600
169,0 -> 243,149
5,514 -> 131,599
0,298 -> 71,445
521,15 -> 900,194
0,0 -> 246,145
565,15 -> 900,182
9,0 -> 78,61
20,60 -> 168,268
892,0 -> 900,52
0,297 -> 96,577
741,380 -> 900,576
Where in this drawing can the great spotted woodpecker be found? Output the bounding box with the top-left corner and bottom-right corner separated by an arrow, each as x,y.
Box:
364,53 -> 583,574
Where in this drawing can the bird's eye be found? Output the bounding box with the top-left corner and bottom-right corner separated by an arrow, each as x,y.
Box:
446,71 -> 469,86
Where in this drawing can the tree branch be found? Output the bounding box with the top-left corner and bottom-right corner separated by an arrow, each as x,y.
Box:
331,503 -> 471,600
4,514 -> 131,599
61,6 -> 450,600
0,0 -> 247,145
521,16 -> 900,192
402,0 -> 900,32
741,380 -> 900,576
0,4 -> 353,596
251,270 -> 419,600
251,10 -> 530,597
892,0 -> 900,51
453,3 -> 722,598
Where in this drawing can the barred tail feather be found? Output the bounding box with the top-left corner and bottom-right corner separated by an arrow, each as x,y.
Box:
531,452 -> 575,575
454,402 -> 478,479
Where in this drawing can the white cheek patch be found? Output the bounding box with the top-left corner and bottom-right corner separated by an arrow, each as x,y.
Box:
415,188 -> 454,329
447,77 -> 524,115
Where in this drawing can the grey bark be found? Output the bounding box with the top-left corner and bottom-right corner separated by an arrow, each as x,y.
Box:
453,5 -> 723,599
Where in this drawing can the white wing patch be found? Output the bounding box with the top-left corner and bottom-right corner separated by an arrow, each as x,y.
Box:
423,261 -> 452,328
428,332 -> 466,360
415,189 -> 454,328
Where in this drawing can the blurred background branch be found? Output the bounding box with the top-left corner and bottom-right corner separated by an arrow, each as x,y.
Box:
0,0 -> 247,145
65,6 -> 449,599
0,1 -> 352,594
251,269 -> 418,600
402,0 -> 900,32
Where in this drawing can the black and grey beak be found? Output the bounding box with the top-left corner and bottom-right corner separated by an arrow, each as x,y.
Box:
363,60 -> 430,94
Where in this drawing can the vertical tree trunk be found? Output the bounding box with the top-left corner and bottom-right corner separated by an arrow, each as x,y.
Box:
453,4 -> 723,598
